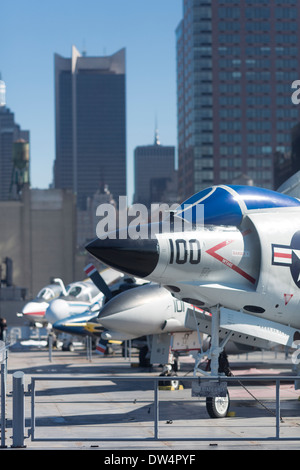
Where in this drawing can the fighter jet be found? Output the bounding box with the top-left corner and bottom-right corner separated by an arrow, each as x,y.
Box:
87,281 -> 256,369
86,184 -> 300,417
45,266 -> 123,325
17,282 -> 63,326
97,282 -> 191,339
45,279 -> 103,325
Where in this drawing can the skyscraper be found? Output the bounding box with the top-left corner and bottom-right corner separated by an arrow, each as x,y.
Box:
134,130 -> 177,207
54,46 -> 126,209
0,79 -> 30,200
176,0 -> 300,200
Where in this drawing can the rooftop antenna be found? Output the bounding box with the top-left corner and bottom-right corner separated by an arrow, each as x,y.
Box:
82,39 -> 87,57
154,115 -> 160,145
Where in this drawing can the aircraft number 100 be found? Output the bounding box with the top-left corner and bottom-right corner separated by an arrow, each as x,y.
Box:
169,238 -> 201,265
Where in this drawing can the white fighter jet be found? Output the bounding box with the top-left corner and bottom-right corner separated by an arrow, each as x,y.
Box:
17,282 -> 63,326
44,266 -> 123,325
90,280 -> 256,355
86,184 -> 300,417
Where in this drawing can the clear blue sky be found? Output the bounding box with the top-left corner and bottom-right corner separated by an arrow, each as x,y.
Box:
1,0 -> 182,203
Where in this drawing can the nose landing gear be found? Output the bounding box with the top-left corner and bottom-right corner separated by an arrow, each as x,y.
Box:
192,305 -> 233,418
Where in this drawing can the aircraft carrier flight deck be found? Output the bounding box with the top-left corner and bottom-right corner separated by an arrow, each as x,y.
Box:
2,338 -> 300,452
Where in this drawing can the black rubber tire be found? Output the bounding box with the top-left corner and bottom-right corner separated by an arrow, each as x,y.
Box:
206,392 -> 230,418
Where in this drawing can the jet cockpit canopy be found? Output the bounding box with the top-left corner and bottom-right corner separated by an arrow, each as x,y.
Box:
177,185 -> 300,227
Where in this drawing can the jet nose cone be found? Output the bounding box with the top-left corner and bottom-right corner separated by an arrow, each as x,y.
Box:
86,236 -> 159,278
22,301 -> 48,317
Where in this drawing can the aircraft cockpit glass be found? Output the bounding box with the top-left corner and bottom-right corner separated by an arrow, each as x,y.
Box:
37,288 -> 53,300
67,285 -> 82,297
177,185 -> 300,227
60,283 -> 99,302
36,284 -> 62,301
178,186 -> 243,226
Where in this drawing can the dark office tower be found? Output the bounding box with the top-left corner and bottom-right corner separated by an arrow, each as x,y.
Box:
134,130 -> 176,207
176,0 -> 300,200
54,46 -> 126,209
0,79 -> 30,200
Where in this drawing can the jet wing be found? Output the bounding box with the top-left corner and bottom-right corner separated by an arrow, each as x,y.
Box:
185,306 -> 277,351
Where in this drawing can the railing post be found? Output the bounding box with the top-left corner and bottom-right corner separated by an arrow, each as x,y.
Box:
1,360 -> 6,447
276,379 -> 280,439
12,371 -> 26,448
48,334 -> 53,362
86,336 -> 92,362
154,379 -> 159,440
30,378 -> 35,441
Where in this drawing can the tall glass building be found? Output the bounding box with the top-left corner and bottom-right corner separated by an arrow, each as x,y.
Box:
176,0 -> 300,200
0,80 -> 30,200
134,130 -> 176,207
54,46 -> 126,209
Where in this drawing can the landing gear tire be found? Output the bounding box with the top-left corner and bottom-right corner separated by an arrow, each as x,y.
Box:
159,368 -> 180,389
169,377 -> 180,390
159,377 -> 180,389
206,391 -> 230,418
